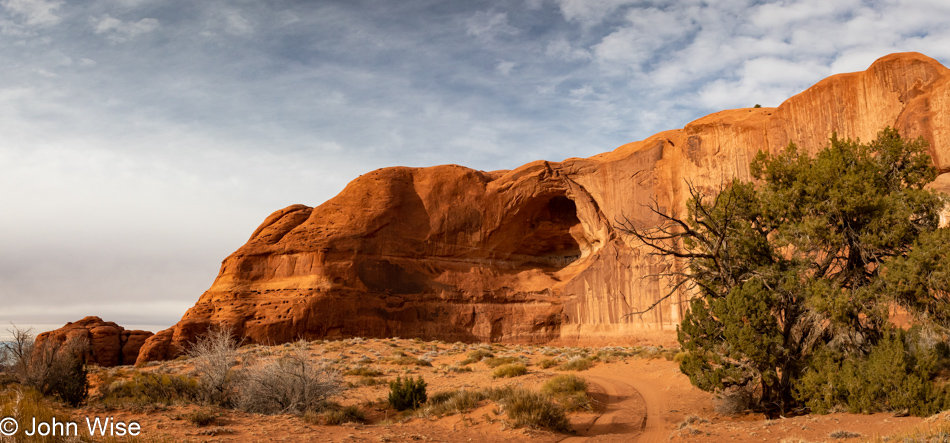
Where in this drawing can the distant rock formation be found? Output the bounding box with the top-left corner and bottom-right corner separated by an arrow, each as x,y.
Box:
137,52 -> 950,363
35,317 -> 153,367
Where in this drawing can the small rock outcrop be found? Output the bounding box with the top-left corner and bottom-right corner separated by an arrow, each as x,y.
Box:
138,52 -> 950,363
35,317 -> 153,367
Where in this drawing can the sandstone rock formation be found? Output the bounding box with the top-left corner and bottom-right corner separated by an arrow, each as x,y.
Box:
35,316 -> 153,367
137,52 -> 950,363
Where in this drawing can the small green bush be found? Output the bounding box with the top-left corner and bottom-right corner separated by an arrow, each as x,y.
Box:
482,356 -> 520,368
345,366 -> 383,377
388,376 -> 427,411
558,356 -> 594,371
323,405 -> 365,425
496,388 -> 570,432
542,375 -> 591,412
384,356 -> 432,366
425,389 -> 485,416
98,372 -> 200,407
460,349 -> 494,365
538,358 -> 559,369
541,374 -> 588,396
492,363 -> 528,378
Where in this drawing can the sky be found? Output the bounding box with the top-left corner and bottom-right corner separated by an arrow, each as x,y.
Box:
1,0 -> 949,339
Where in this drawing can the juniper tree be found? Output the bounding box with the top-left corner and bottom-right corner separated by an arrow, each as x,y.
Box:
622,128 -> 950,415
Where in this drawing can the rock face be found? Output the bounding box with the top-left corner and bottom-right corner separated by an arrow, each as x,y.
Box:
35,317 -> 153,367
138,52 -> 950,363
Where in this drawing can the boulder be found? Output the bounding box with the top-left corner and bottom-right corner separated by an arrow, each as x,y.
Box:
36,317 -> 154,367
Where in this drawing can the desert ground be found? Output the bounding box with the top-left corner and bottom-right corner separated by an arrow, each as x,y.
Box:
8,336 -> 935,442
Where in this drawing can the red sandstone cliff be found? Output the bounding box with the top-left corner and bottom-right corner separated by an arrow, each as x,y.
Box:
137,52 -> 950,363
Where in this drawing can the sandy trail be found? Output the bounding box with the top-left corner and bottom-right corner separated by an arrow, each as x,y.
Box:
560,363 -> 668,442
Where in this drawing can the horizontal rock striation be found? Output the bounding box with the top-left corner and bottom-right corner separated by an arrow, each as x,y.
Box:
138,52 -> 950,363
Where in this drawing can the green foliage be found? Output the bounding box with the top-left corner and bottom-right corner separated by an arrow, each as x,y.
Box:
383,356 -> 432,366
482,356 -> 520,368
541,374 -> 588,396
424,389 -> 485,416
538,358 -> 560,369
542,374 -> 592,412
496,388 -> 571,432
558,356 -> 594,371
626,128 -> 950,415
460,349 -> 494,365
388,376 -> 427,411
98,372 -> 200,407
491,363 -> 527,378
344,366 -> 383,377
0,388 -> 73,443
794,328 -> 948,416
323,405 -> 365,425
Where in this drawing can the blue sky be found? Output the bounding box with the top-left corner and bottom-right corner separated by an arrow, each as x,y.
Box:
1,0 -> 949,337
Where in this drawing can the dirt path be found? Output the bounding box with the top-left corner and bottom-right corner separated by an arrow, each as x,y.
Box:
560,363 -> 668,442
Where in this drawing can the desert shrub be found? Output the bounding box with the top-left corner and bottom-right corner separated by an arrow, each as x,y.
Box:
482,356 -> 520,368
460,349 -> 494,365
236,349 -> 341,414
447,365 -> 473,373
98,372 -> 200,407
492,363 -> 527,378
345,366 -> 383,377
495,388 -> 570,432
2,325 -> 90,406
829,430 -> 861,439
541,375 -> 591,412
353,376 -> 383,387
425,389 -> 484,416
558,356 -> 594,371
484,384 -> 516,402
186,327 -> 240,406
538,358 -> 559,369
541,374 -> 587,395
383,356 -> 432,366
388,376 -> 427,411
323,405 -> 365,425
0,372 -> 17,387
0,388 -> 73,443
18,335 -> 90,407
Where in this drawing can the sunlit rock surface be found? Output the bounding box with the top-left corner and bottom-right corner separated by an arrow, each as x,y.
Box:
138,52 -> 950,363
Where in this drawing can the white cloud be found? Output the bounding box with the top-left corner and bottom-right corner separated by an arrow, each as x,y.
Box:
496,60 -> 516,76
555,0 -> 640,27
93,15 -> 159,42
2,0 -> 62,26
546,38 -> 591,62
465,11 -> 519,41
223,10 -> 253,35
592,7 -> 693,67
